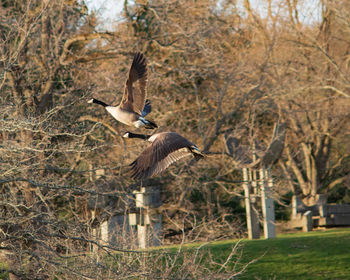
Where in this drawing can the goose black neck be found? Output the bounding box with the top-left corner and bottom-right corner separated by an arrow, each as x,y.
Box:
92,98 -> 108,107
127,132 -> 151,140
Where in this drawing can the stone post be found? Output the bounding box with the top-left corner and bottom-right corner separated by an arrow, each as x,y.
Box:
242,168 -> 260,239
132,186 -> 162,248
302,210 -> 313,232
260,169 -> 276,239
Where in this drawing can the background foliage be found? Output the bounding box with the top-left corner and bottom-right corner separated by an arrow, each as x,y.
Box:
0,0 -> 349,278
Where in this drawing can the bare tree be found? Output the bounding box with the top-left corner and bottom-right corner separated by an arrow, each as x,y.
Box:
271,0 -> 350,204
0,0 -> 127,278
0,0 -> 253,278
2,0 -> 349,277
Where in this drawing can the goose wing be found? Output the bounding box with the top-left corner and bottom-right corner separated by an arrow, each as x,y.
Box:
129,133 -> 194,179
141,99 -> 152,117
120,52 -> 148,113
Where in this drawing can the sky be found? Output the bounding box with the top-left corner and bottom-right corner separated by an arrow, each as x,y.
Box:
85,0 -> 322,31
85,0 -> 125,29
247,0 -> 322,24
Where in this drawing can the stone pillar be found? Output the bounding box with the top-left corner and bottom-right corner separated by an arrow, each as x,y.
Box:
260,169 -> 276,239
100,220 -> 109,243
242,168 -> 260,239
292,195 -> 303,219
132,186 -> 162,248
302,210 -> 313,232
90,209 -> 98,254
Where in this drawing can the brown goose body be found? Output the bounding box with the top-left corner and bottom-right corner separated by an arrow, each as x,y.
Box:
88,52 -> 157,129
123,132 -> 204,179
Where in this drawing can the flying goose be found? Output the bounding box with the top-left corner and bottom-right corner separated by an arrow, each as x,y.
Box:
123,131 -> 205,179
88,52 -> 157,129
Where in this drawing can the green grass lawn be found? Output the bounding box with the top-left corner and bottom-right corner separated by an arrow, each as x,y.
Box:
192,228 -> 350,279
3,228 -> 348,279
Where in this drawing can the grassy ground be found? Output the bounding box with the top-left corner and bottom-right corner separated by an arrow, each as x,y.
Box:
2,228 -> 349,279
181,227 -> 350,279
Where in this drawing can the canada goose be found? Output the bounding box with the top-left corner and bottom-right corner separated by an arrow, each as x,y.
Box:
123,131 -> 204,179
88,52 -> 157,129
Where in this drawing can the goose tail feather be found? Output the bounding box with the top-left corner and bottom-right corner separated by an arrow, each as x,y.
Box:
191,146 -> 205,160
144,119 -> 158,129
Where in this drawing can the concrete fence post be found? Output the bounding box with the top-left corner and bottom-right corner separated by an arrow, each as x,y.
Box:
302,211 -> 313,232
242,168 -> 260,239
260,169 -> 276,239
132,186 -> 162,248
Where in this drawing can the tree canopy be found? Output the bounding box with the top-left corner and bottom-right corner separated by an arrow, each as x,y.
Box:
0,0 -> 349,278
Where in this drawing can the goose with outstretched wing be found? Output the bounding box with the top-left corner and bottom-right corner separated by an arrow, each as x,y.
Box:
88,52 -> 157,129
123,132 -> 204,179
